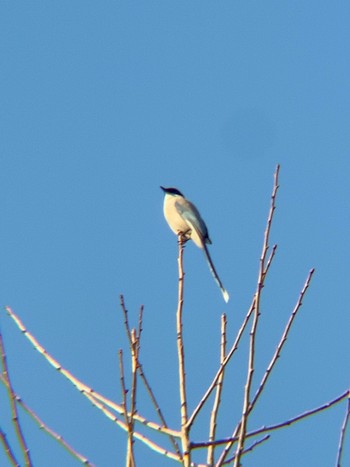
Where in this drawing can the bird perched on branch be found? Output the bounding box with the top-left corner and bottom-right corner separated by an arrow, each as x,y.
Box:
160,186 -> 229,303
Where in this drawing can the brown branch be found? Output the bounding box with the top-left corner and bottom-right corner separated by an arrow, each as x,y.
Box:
336,394 -> 350,467
118,349 -> 135,466
251,268 -> 315,408
188,166 -> 281,432
0,375 -> 95,465
249,389 -> 349,438
0,330 -> 32,466
216,267 -> 314,466
223,434 -> 270,464
207,314 -> 227,465
129,329 -> 138,466
136,305 -> 144,341
192,389 -> 349,451
187,296 -> 256,429
0,428 -> 20,467
1,357 -> 179,463
4,306 -> 180,440
263,244 -> 277,278
119,297 -> 181,456
230,164 -> 280,467
119,306 -> 140,465
82,391 -> 181,462
232,301 -> 258,467
177,234 -> 190,466
188,247 -> 276,442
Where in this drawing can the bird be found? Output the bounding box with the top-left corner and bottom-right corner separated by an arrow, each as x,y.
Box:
160,186 -> 229,303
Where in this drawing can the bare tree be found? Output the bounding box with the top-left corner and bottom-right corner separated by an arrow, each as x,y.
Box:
1,166 -> 349,466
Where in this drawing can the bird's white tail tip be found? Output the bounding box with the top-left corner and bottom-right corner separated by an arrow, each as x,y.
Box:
222,289 -> 230,303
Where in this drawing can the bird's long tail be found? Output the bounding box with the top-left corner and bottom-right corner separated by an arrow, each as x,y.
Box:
203,243 -> 229,303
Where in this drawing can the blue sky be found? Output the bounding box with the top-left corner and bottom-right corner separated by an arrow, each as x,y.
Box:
0,2 -> 349,466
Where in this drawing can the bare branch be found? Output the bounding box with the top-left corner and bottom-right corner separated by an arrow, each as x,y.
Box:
231,165 -> 280,467
335,394 -> 350,467
137,305 -> 144,341
129,330 -> 138,466
0,330 -> 32,466
223,434 -> 270,464
251,268 -> 315,408
207,314 -> 227,465
4,306 -> 180,439
263,244 -> 277,278
189,166 -> 281,432
119,297 -> 181,455
192,390 -> 349,451
188,296 -> 256,429
118,349 -> 135,466
0,375 -> 95,465
82,391 -> 181,462
248,389 -> 349,438
177,234 -> 190,466
0,428 -> 20,467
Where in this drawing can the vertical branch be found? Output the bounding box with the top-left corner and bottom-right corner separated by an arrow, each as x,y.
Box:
0,429 -> 20,467
118,349 -> 135,467
119,298 -> 138,456
216,270 -> 316,465
119,298 -> 181,456
177,234 -> 190,466
216,165 -> 280,467
251,268 -> 315,407
0,331 -> 32,466
234,165 -> 280,467
232,298 -> 259,467
136,305 -> 144,342
207,314 -> 227,465
335,395 -> 350,467
129,329 -> 138,462
0,374 -> 94,466
188,298 -> 256,429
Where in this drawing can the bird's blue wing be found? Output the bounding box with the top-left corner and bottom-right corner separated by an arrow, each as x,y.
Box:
175,199 -> 211,244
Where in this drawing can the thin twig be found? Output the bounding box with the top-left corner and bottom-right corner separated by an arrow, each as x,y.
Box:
217,267 -> 314,466
137,305 -> 144,341
118,349 -> 130,426
192,389 -> 349,450
207,314 -> 227,465
232,300 -> 258,467
4,306 -> 180,439
247,390 -> 350,440
0,331 -> 32,466
335,394 -> 350,467
4,306 -> 181,463
0,375 -> 95,465
249,392 -> 349,440
223,434 -> 270,464
177,234 -> 190,466
120,295 -> 133,344
188,167 -> 281,431
129,329 -> 138,466
251,268 -> 315,408
264,244 -> 277,278
118,349 -> 135,466
231,165 -> 280,467
82,391 -> 180,462
0,428 -> 20,467
119,297 -> 181,456
187,296 -> 256,429
3,370 -> 179,465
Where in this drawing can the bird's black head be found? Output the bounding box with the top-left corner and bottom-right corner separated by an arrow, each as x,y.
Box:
160,186 -> 184,196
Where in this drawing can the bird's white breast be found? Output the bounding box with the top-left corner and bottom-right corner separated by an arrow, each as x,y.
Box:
163,194 -> 190,236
